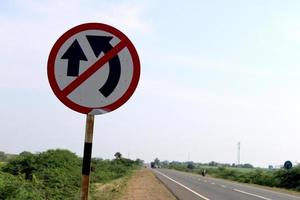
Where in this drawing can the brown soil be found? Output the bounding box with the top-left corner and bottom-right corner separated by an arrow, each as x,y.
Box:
119,168 -> 177,200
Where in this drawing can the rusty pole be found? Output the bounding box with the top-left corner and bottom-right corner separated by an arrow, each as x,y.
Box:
80,114 -> 95,200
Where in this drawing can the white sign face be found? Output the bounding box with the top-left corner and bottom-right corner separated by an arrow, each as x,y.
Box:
48,23 -> 140,115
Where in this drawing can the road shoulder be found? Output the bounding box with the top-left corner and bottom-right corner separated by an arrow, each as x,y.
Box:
119,168 -> 177,200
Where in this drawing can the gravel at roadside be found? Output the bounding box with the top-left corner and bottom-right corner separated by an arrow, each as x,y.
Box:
120,168 -> 177,200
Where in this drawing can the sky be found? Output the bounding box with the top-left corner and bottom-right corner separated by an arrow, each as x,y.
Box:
1,0 -> 300,168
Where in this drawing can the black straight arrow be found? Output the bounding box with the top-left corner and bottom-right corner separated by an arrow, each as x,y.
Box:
61,39 -> 88,77
86,35 -> 121,97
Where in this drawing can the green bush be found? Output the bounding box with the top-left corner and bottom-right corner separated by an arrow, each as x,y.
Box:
90,158 -> 138,183
1,149 -> 81,199
0,172 -> 24,199
274,167 -> 300,190
0,150 -> 141,199
0,172 -> 43,200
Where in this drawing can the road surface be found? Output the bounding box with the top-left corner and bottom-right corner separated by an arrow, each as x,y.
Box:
153,169 -> 300,200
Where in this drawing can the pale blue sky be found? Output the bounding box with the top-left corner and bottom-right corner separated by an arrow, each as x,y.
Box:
1,0 -> 300,167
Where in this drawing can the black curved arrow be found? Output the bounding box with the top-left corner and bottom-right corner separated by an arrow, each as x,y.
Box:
61,39 -> 88,77
86,35 -> 121,97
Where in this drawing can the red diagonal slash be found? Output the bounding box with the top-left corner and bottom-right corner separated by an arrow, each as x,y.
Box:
61,41 -> 127,96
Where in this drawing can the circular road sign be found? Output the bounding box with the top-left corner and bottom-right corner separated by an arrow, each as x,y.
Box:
48,23 -> 140,115
284,160 -> 293,170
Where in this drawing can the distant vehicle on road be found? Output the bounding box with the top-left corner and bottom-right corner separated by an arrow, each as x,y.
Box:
150,162 -> 160,168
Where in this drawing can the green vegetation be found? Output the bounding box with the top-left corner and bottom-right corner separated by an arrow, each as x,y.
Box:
90,174 -> 131,200
205,167 -> 300,191
0,150 -> 142,199
91,158 -> 140,183
158,160 -> 300,191
89,153 -> 141,200
0,151 -> 17,163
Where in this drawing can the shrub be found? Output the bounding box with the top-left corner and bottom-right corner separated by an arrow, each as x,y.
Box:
1,150 -> 142,199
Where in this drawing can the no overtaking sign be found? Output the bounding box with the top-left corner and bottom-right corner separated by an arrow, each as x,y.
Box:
47,23 -> 140,115
47,23 -> 141,199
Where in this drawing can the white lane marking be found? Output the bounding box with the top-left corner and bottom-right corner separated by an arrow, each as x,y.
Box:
208,178 -> 300,200
155,170 -> 211,200
233,189 -> 272,200
211,182 -> 215,185
221,185 -> 227,188
198,178 -> 202,181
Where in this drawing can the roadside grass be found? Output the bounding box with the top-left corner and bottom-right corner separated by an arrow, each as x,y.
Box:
90,170 -> 136,200
196,165 -> 259,173
226,167 -> 258,173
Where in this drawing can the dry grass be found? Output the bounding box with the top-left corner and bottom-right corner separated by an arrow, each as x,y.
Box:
90,175 -> 131,200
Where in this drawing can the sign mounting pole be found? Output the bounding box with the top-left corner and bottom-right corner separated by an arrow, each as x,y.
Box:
80,114 -> 95,200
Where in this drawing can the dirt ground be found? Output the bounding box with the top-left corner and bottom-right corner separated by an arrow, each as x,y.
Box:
119,168 -> 177,200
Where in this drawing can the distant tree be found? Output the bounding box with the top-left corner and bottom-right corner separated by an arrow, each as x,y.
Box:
242,163 -> 254,168
208,161 -> 218,167
154,158 -> 160,166
19,151 -> 32,157
268,165 -> 274,170
160,160 -> 169,168
222,163 -> 231,167
169,161 -> 181,168
114,152 -> 122,160
187,162 -> 195,170
134,158 -> 144,166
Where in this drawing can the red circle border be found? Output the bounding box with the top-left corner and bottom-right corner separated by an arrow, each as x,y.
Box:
47,23 -> 140,114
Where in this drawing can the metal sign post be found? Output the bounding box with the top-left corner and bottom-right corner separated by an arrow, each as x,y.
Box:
80,114 -> 95,200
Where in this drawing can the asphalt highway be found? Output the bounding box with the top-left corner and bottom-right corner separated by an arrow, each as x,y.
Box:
153,169 -> 300,200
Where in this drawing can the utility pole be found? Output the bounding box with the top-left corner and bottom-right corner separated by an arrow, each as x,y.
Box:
237,142 -> 241,165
